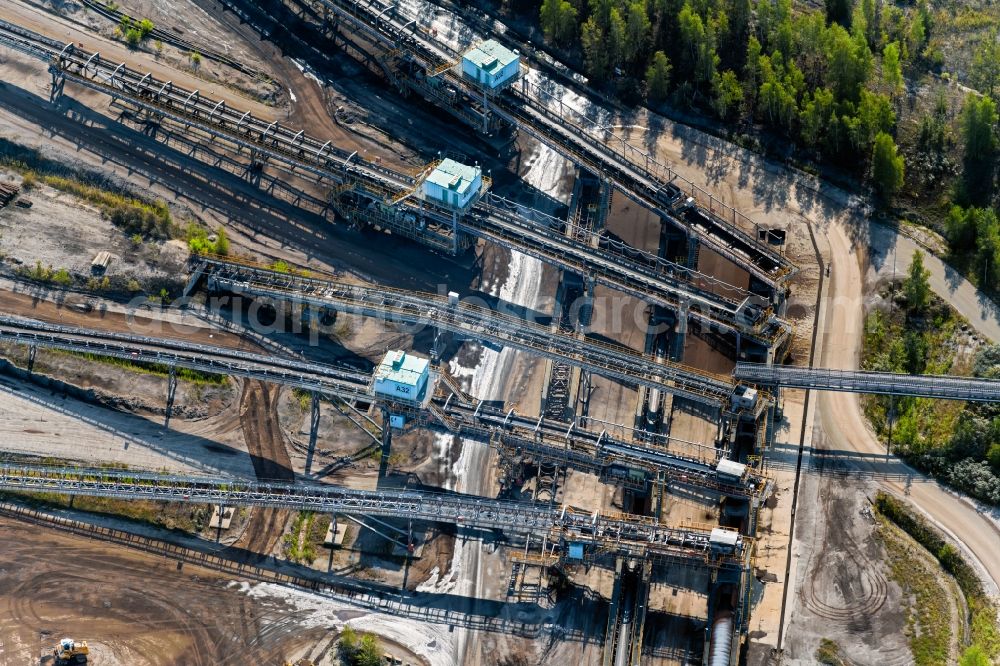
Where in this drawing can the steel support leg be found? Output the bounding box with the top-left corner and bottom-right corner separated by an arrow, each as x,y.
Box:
378,405 -> 392,478
686,235 -> 700,269
164,365 -> 177,427
673,301 -> 689,362
305,391 -> 320,476
248,149 -> 263,187
27,345 -> 36,374
432,327 -> 444,365
49,67 -> 65,103
327,514 -> 337,573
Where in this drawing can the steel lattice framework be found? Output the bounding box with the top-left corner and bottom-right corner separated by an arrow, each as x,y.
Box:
306,0 -> 796,287
200,257 -> 735,406
0,314 -> 372,397
0,17 -> 790,344
0,462 -> 748,568
0,314 -> 764,495
735,363 -> 1000,402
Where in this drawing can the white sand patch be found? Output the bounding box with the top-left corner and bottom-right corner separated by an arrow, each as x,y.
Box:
235,581 -> 453,666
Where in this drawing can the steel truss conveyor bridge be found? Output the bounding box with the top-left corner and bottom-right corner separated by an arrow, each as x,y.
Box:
0,462 -> 749,569
0,18 -> 787,347
0,315 -> 764,499
195,257 -> 735,407
735,363 -> 1000,402
298,0 -> 796,289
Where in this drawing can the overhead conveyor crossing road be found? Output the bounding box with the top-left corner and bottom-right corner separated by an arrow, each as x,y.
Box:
735,363 -> 1000,402
0,463 -> 748,568
198,257 -> 737,407
306,0 -> 797,288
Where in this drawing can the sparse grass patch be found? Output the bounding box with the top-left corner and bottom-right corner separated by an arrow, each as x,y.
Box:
876,492 -> 1000,658
50,348 -> 229,386
17,261 -> 73,287
876,511 -> 954,665
292,388 -> 312,411
283,511 -> 325,563
0,490 -> 211,532
815,638 -> 846,666
267,259 -> 311,278
1,144 -> 176,241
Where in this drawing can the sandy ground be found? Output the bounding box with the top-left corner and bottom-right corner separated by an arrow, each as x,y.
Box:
12,0 -> 999,663
0,171 -> 189,288
0,371 -> 253,475
772,197 -> 1000,663
1,1 -> 280,117
0,516 -> 337,665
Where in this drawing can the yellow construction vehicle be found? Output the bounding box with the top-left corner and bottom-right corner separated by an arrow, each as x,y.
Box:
53,637 -> 88,665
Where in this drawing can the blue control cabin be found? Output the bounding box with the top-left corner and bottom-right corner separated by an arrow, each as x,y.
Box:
461,39 -> 520,91
371,350 -> 431,404
422,158 -> 484,210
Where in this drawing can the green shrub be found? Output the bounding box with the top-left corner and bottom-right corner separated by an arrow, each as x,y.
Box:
186,224 -> 230,256
138,18 -> 154,39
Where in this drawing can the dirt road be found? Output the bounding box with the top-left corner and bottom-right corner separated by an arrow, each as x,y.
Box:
233,380 -> 293,559
868,223 -> 1000,342
817,219 -> 1000,594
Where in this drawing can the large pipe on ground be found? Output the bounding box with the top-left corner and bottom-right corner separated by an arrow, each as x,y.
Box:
707,610 -> 733,666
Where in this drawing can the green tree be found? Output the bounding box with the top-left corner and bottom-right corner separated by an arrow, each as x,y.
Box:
959,645 -> 991,666
960,94 -> 998,204
903,330 -> 928,373
882,41 -> 903,95
678,3 -> 718,87
987,442 -> 1000,472
581,17 -> 610,82
907,11 -> 927,62
855,0 -> 879,49
971,32 -> 1000,99
871,131 -> 904,197
539,0 -> 577,46
138,18 -> 154,39
743,36 -> 762,99
356,634 -> 381,666
338,626 -> 358,660
623,1 -> 651,64
214,227 -> 230,256
902,250 -> 931,312
854,90 -> 895,150
824,23 -> 873,102
799,87 -> 835,149
713,69 -> 743,118
946,205 -> 979,250
645,51 -> 672,102
962,94 -> 998,163
975,207 -> 1000,287
607,7 -> 626,70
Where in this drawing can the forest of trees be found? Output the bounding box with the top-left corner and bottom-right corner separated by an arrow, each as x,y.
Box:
535,0 -> 1000,281
537,0 -> 926,172
864,252 -> 1000,505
